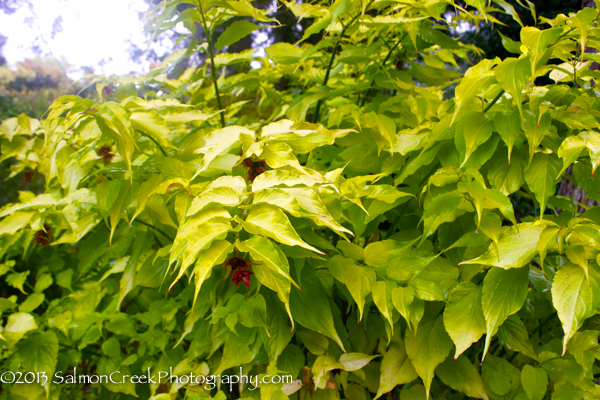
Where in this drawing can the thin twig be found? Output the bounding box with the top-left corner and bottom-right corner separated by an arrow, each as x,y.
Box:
137,131 -> 168,157
311,0 -> 375,123
133,219 -> 175,241
199,3 -> 226,128
360,33 -> 407,107
483,89 -> 505,113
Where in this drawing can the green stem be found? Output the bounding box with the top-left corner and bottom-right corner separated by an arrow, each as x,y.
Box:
483,89 -> 505,113
133,219 -> 175,241
199,3 -> 226,128
311,0 -> 375,123
137,131 -> 168,157
360,33 -> 407,108
531,314 -> 555,335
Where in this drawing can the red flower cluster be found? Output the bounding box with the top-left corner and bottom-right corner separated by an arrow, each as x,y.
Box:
223,256 -> 254,289
22,170 -> 35,187
102,85 -> 114,96
97,145 -> 114,163
33,224 -> 53,247
241,158 -> 267,182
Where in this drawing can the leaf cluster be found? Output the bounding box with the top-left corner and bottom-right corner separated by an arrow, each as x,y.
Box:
2,1 -> 600,399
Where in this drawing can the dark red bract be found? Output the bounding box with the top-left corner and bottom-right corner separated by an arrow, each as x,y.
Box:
230,269 -> 254,290
223,256 -> 254,289
97,145 -> 114,163
241,157 -> 266,182
102,85 -> 115,96
22,170 -> 34,187
33,224 -> 53,247
241,157 -> 254,169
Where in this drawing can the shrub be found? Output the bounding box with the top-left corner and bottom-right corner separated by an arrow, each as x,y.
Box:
2,1 -> 600,399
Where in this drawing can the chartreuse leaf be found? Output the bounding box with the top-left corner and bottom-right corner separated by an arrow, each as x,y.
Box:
16,331 -> 58,396
411,279 -> 445,302
215,20 -> 259,50
451,59 -> 498,126
312,355 -> 341,389
565,245 -> 589,280
538,224 -> 559,268
328,255 -> 375,321
574,162 -> 600,202
170,207 -> 232,268
336,241 -> 363,261
481,267 -> 529,361
557,134 -> 587,177
339,353 -> 378,371
251,169 -> 324,192
161,107 -> 219,123
497,315 -> 538,360
392,286 -> 414,330
524,153 -> 561,217
494,110 -> 522,163
479,211 -> 502,256
187,186 -> 241,217
372,281 -> 395,338
191,240 -> 233,310
238,235 -> 299,289
443,282 -> 486,359
193,126 -> 253,178
585,133 -> 600,175
108,180 -> 136,244
242,204 -> 324,254
460,222 -> 546,269
458,180 -> 487,229
374,339 -> 418,400
253,261 -> 294,330
520,27 -> 562,75
261,119 -> 354,154
523,111 -> 552,165
263,301 -> 293,361
297,331 -> 328,355
129,109 -> 175,150
436,356 -> 489,400
552,263 -> 594,356
494,0 -> 523,26
521,365 -> 548,400
498,31 -> 522,54
117,229 -> 153,309
96,102 -> 137,181
0,211 -> 35,236
371,113 -> 396,154
0,193 -> 56,218
280,0 -> 327,18
569,7 -> 596,62
290,264 -> 345,351
405,314 -> 453,398
4,312 -> 38,345
265,42 -> 304,65
253,187 -> 353,238
214,330 -> 258,376
422,190 -> 467,240
455,111 -> 494,168
481,355 -> 520,397
494,57 -> 530,120
260,142 -> 306,173
364,240 -> 411,267
213,49 -> 254,67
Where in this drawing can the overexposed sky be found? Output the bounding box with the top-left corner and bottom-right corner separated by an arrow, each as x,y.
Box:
0,0 -> 154,77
